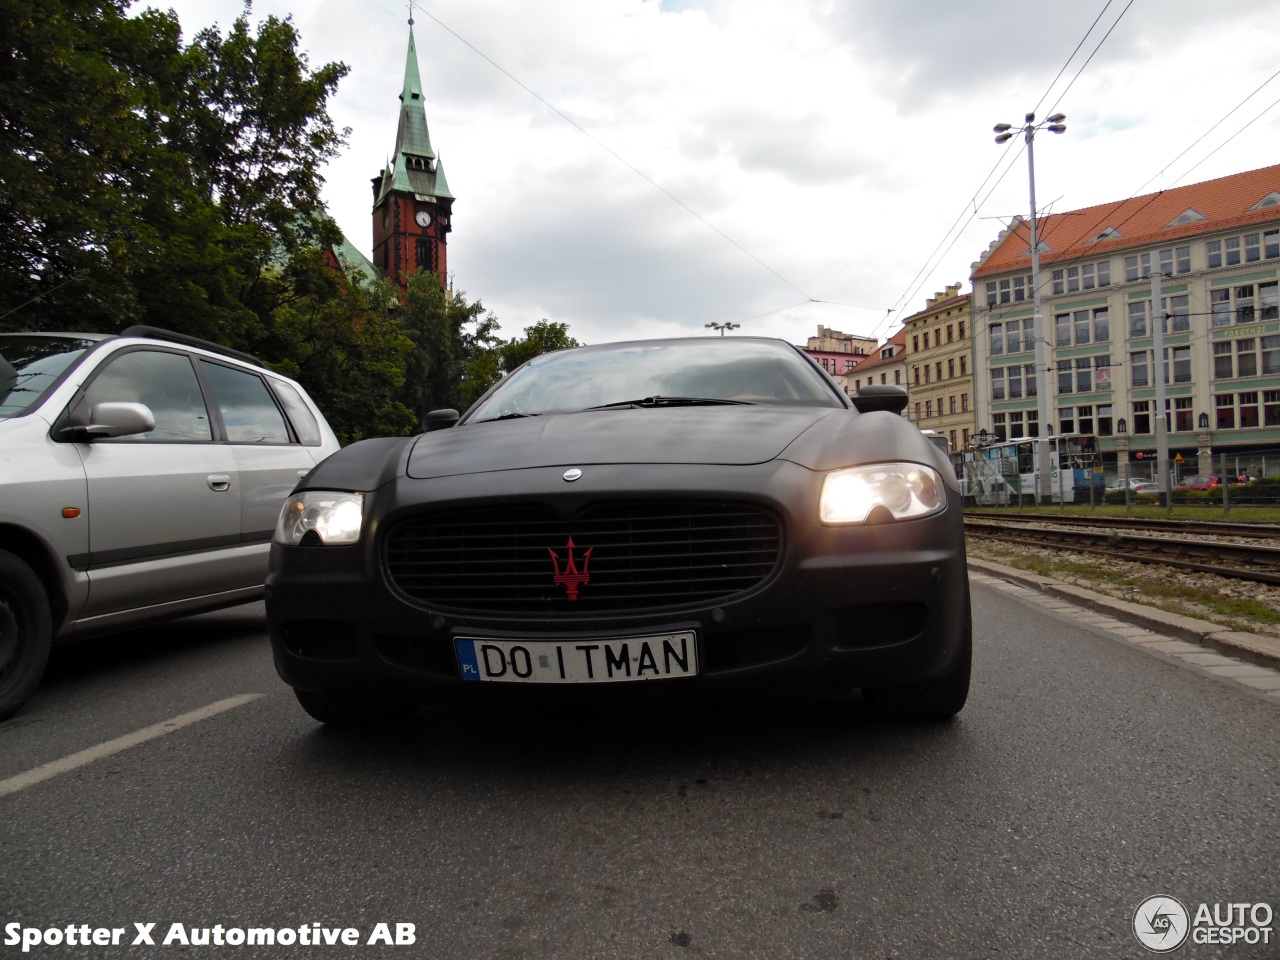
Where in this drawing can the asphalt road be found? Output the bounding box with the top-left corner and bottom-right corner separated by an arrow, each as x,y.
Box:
1,584 -> 1277,960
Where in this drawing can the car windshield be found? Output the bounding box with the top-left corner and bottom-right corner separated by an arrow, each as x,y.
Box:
467,338 -> 843,422
0,335 -> 98,418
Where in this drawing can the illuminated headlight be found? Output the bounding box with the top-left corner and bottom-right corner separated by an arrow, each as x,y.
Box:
275,491 -> 365,545
819,463 -> 945,524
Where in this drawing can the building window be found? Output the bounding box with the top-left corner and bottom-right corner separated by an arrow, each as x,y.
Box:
960,355 -> 968,376
1126,246 -> 1191,280
925,400 -> 933,418
1172,397 -> 1193,432
1131,350 -> 1150,388
1266,390 -> 1280,426
1166,346 -> 1192,384
949,395 -> 957,414
914,402 -> 922,421
961,393 -> 969,413
985,275 -> 1031,306
1217,393 -> 1236,429
1097,404 -> 1113,437
1212,281 -> 1279,326
947,325 -> 954,343
993,413 -> 1007,440
912,336 -> 919,352
1051,260 -> 1111,295
935,362 -> 942,381
1133,400 -> 1151,435
948,358 -> 955,378
1055,308 -> 1110,347
991,368 -> 1005,401
1207,232 -> 1280,268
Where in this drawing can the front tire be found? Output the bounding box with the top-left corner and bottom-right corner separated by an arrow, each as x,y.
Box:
862,603 -> 972,721
0,551 -> 54,722
293,689 -> 415,726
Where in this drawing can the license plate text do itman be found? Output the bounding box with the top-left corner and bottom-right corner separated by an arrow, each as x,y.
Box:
454,632 -> 698,684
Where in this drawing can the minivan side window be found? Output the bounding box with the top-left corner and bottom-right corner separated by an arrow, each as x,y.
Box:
82,350 -> 212,441
269,380 -> 322,446
201,361 -> 291,443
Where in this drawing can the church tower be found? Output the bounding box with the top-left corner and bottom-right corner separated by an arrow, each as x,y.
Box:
371,18 -> 454,288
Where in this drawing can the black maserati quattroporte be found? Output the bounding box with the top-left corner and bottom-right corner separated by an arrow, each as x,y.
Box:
265,337 -> 971,724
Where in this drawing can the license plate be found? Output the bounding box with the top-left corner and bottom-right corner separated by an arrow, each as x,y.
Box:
454,632 -> 698,684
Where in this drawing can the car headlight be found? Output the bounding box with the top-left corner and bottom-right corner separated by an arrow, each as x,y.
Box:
819,463 -> 945,524
275,491 -> 365,545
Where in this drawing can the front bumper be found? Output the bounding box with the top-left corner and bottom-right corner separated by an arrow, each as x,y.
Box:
265,461 -> 969,702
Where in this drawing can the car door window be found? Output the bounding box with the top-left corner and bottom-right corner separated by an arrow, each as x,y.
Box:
201,361 -> 291,443
269,380 -> 322,446
81,350 -> 212,441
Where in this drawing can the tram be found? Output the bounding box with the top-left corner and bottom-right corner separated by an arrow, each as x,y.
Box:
958,434 -> 1101,505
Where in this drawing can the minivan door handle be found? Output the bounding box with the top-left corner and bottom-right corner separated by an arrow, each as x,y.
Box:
207,474 -> 232,492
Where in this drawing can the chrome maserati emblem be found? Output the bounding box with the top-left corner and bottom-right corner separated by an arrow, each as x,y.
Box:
563,468 -> 583,482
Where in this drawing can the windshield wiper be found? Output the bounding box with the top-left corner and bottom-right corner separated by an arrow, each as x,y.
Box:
587,395 -> 754,410
472,412 -> 541,424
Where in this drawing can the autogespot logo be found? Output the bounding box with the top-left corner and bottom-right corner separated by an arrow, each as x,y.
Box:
1134,896 -> 1191,953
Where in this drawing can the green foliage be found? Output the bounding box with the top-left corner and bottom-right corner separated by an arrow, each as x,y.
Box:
269,257 -> 415,445
0,0 -> 349,337
0,0 -> 580,443
499,320 -> 581,374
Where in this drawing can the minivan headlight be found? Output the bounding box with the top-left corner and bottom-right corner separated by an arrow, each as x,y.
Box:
275,491 -> 365,545
819,463 -> 944,523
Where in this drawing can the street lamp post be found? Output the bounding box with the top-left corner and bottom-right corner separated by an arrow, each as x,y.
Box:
994,112 -> 1066,502
705,322 -> 741,337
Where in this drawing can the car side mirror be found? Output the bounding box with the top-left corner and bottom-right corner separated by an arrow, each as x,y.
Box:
851,385 -> 908,414
77,402 -> 156,440
424,408 -> 460,432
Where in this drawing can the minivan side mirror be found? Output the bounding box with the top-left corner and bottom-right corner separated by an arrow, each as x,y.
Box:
63,401 -> 157,440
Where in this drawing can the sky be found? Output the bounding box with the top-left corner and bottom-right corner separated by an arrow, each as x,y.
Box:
143,0 -> 1280,348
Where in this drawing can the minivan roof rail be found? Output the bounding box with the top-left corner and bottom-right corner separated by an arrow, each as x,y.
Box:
118,325 -> 265,367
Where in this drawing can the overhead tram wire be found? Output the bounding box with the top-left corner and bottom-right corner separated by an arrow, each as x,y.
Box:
415,7 -> 816,305
878,0 -> 1134,343
984,77 -> 1280,335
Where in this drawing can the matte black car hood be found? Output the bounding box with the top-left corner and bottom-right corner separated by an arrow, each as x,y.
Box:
405,405 -> 839,479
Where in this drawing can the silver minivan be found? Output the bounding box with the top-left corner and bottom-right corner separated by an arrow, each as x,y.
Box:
0,327 -> 341,719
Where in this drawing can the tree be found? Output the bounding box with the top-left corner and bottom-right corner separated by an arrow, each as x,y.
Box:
269,254 -> 415,445
0,1 -> 349,342
499,320 -> 581,375
397,273 -> 500,424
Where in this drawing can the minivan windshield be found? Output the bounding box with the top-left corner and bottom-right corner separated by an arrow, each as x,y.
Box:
467,338 -> 843,423
0,336 -> 99,418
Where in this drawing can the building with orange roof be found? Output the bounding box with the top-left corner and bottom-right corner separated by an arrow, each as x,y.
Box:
970,163 -> 1280,480
903,283 -> 973,453
845,328 -> 908,408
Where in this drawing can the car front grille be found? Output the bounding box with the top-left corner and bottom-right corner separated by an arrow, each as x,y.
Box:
384,501 -> 782,615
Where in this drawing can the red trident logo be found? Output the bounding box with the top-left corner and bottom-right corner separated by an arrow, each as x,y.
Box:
549,536 -> 592,600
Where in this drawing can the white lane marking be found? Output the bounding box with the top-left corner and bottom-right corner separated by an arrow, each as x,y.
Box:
0,694 -> 264,799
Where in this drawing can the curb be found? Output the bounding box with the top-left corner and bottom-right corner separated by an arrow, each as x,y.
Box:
969,557 -> 1280,673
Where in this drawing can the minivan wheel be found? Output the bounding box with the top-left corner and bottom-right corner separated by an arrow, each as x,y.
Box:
0,551 -> 54,722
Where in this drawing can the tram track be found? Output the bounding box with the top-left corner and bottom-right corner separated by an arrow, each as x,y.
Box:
964,514 -> 1280,586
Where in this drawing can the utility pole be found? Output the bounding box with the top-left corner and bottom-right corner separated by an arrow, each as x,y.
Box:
1151,270 -> 1170,506
994,113 -> 1066,503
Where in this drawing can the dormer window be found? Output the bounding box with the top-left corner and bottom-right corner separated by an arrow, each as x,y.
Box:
1087,227 -> 1122,244
1251,192 -> 1280,210
1167,208 -> 1205,227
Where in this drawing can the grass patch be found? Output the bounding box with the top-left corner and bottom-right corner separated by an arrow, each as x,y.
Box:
968,540 -> 1280,635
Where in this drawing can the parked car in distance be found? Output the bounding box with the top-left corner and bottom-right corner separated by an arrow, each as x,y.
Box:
266,336 -> 971,727
1107,477 -> 1158,494
1172,474 -> 1222,491
0,326 -> 341,720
